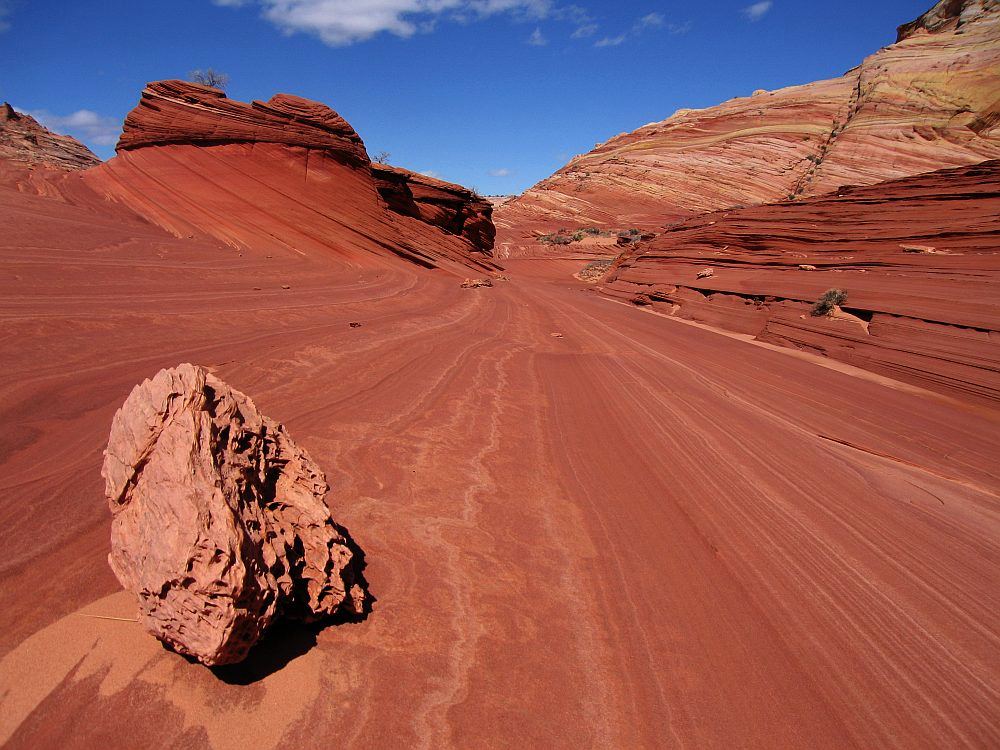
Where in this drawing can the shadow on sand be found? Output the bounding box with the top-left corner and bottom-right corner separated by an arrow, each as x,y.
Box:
201,523 -> 375,686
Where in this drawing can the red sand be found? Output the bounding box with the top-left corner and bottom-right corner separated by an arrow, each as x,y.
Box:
1,45 -> 998,748
1,174 -> 999,747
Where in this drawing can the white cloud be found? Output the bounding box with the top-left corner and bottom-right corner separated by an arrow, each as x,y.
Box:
24,109 -> 122,147
594,33 -> 625,47
0,1 -> 10,32
489,167 -> 511,176
571,22 -> 597,38
742,1 -> 772,21
527,26 -> 546,45
420,169 -> 440,177
219,0 -> 585,46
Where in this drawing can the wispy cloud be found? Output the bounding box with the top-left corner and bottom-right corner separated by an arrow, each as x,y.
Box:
0,1 -> 11,32
594,33 -> 626,47
489,167 -> 511,177
217,0 -> 590,46
571,22 -> 597,38
527,26 -> 546,45
594,10 -> 689,48
24,108 -> 122,146
636,12 -> 663,29
742,1 -> 772,21
420,169 -> 440,178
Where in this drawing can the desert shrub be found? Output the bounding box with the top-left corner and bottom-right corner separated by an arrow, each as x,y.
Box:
577,259 -> 613,281
572,231 -> 585,242
583,227 -> 602,235
540,233 -> 573,245
811,288 -> 848,316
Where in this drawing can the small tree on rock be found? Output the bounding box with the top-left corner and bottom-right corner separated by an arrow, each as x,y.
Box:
190,69 -> 229,90
373,151 -> 392,165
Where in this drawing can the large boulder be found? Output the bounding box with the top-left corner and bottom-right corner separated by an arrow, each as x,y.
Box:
102,363 -> 366,666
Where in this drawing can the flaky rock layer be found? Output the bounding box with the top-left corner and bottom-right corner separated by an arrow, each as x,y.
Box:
102,363 -> 365,666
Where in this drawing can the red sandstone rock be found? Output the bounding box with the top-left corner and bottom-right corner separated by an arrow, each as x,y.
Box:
84,81 -> 497,274
0,102 -> 100,172
102,363 -> 365,666
495,0 -> 1000,256
602,160 -> 1000,403
373,163 -> 495,252
117,81 -> 368,167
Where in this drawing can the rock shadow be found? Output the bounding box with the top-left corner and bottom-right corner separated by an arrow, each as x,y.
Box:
208,522 -> 375,686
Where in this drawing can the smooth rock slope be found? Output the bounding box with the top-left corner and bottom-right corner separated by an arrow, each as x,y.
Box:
496,0 -> 1000,255
104,364 -> 365,666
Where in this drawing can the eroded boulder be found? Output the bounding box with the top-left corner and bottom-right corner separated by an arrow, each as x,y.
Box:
102,363 -> 366,666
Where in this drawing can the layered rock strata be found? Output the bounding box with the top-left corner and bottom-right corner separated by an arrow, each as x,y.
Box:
603,160 -> 1000,402
85,81 -> 497,273
496,0 -> 1000,256
0,103 -> 101,192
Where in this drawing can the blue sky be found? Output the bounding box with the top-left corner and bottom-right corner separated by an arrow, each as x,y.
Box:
1,0 -> 932,194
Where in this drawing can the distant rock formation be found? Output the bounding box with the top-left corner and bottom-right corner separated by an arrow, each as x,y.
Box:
495,0 -> 1000,255
84,80 -> 498,273
103,363 -> 366,666
0,102 -> 100,171
601,160 -> 1000,403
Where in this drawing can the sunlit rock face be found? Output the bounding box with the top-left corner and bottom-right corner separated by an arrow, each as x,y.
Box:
495,0 -> 1000,256
103,363 -> 366,666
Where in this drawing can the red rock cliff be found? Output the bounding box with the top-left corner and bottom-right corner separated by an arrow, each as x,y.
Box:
602,160 -> 1000,403
373,164 -> 495,252
117,80 -> 369,167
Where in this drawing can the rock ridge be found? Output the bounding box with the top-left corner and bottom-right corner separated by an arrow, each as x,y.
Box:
117,80 -> 369,167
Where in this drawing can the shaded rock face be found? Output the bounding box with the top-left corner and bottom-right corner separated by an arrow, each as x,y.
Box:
495,0 -> 1000,256
0,102 -> 101,171
103,363 -> 366,666
373,163 -> 496,252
